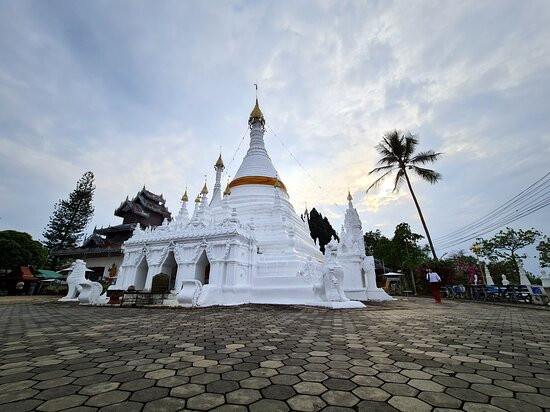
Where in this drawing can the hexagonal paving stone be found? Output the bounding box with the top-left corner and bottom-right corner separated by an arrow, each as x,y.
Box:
381,383 -> 419,397
377,373 -> 409,383
491,397 -> 542,412
293,381 -> 327,396
129,386 -> 169,402
515,393 -> 550,408
287,394 -> 327,411
250,399 -> 289,412
119,378 -> 155,391
239,377 -> 271,389
321,390 -> 360,407
86,390 -> 130,407
299,371 -> 328,382
207,379 -> 240,394
191,373 -> 221,384
261,384 -> 296,400
97,400 -> 143,412
408,379 -> 445,392
37,395 -> 88,412
170,383 -> 205,398
144,369 -> 175,380
445,387 -> 489,403
79,381 -> 120,396
142,396 -> 186,412
187,393 -> 225,410
226,388 -> 262,405
388,395 -> 432,412
156,375 -> 189,388
353,386 -> 391,401
418,391 -> 462,408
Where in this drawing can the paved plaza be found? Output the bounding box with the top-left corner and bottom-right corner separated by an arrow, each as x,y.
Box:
0,298 -> 549,412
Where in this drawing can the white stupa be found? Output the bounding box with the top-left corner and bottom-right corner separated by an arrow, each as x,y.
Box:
111,99 -> 389,307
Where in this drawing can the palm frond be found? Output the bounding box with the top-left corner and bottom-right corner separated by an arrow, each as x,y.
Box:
393,168 -> 405,192
369,165 -> 397,175
411,166 -> 442,184
376,155 -> 399,166
403,132 -> 419,161
410,150 -> 442,165
383,130 -> 404,160
366,169 -> 394,193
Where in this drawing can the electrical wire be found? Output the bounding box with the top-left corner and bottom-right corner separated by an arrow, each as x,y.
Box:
434,171 -> 550,243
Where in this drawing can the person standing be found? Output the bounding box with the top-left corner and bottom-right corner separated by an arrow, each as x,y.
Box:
426,269 -> 442,303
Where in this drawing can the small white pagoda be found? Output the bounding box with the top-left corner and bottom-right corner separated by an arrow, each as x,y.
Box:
110,99 -> 391,307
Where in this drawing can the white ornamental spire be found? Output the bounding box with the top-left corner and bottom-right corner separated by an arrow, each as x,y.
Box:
233,97 -> 279,180
177,188 -> 189,225
210,154 -> 225,207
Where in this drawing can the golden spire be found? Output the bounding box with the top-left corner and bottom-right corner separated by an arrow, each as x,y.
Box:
347,190 -> 353,201
215,154 -> 224,169
195,194 -> 201,203
250,98 -> 263,118
223,182 -> 231,196
181,188 -> 188,202
201,182 -> 209,195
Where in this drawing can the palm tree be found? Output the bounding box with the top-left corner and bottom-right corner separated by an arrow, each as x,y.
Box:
367,130 -> 442,259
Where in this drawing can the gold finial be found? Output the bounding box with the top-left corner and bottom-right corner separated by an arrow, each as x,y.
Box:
347,190 -> 353,201
223,182 -> 231,196
195,194 -> 201,203
181,188 -> 188,202
250,98 -> 263,119
215,153 -> 224,168
201,182 -> 208,195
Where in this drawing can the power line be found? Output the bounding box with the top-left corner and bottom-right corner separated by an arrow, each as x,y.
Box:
436,193 -> 550,251
434,171 -> 550,243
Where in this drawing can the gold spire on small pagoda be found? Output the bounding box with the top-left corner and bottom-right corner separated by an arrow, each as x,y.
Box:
347,190 -> 353,201
201,182 -> 209,195
223,182 -> 231,196
215,154 -> 224,169
250,98 -> 264,119
195,194 -> 201,203
181,188 -> 188,202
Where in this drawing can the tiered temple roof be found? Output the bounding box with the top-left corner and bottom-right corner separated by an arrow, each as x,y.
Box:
53,187 -> 171,258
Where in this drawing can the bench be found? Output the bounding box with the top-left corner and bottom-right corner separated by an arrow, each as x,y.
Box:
120,291 -> 168,307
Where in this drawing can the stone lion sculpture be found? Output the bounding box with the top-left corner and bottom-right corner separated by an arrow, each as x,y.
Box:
59,259 -> 108,304
59,260 -> 88,301
314,239 -> 349,302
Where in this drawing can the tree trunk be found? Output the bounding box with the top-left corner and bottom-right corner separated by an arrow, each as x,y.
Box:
403,171 -> 438,260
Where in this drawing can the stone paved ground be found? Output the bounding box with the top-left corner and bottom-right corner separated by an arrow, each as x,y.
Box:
0,298 -> 549,412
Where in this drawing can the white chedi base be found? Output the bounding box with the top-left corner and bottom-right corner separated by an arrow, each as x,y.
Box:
365,289 -> 395,301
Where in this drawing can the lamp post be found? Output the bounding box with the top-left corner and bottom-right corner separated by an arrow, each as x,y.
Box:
470,242 -> 486,285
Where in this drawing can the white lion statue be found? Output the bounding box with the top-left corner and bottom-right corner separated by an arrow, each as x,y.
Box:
314,239 -> 349,302
59,259 -> 108,305
59,259 -> 89,301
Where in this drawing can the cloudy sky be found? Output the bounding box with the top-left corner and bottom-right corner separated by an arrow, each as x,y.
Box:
1,0 -> 549,272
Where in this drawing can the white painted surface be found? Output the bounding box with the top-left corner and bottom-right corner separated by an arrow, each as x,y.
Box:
110,101 -> 388,309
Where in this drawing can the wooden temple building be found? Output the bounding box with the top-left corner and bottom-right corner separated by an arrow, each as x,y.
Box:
53,187 -> 171,281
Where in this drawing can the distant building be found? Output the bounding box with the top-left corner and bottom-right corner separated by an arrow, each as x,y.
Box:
53,187 -> 171,281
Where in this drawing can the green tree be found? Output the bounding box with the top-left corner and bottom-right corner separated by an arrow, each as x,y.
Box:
537,236 -> 550,267
364,229 -> 386,255
476,227 -> 541,280
307,208 -> 338,253
367,130 -> 442,259
0,231 -> 48,273
43,171 -> 95,264
487,260 -> 520,285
